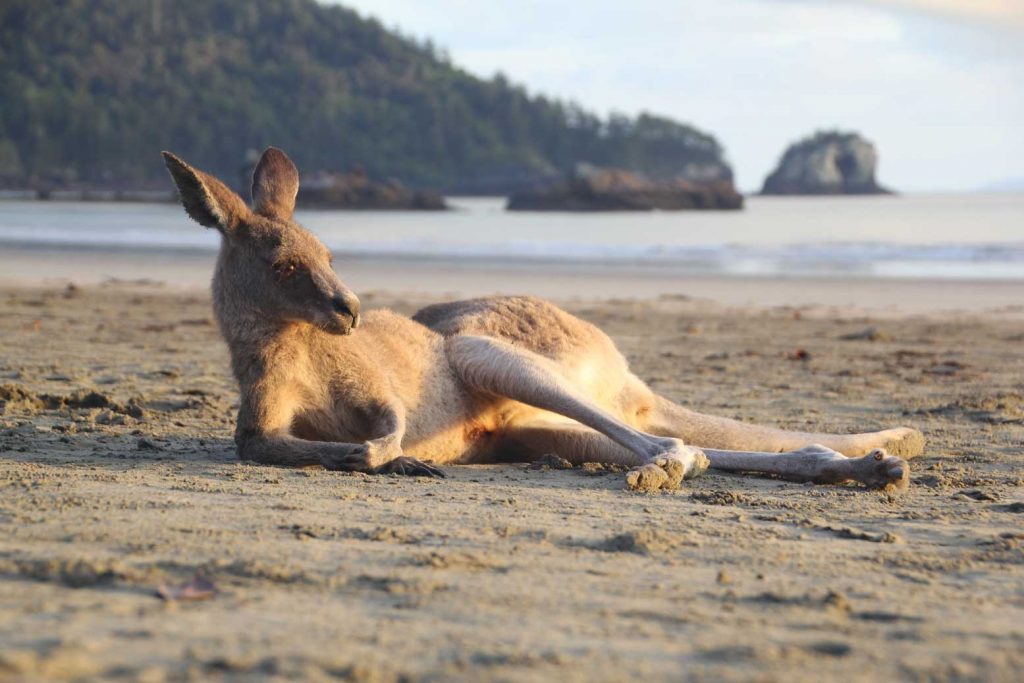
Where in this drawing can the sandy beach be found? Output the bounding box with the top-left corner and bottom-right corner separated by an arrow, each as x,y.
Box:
1,277 -> 1023,681
4,242 -> 1024,315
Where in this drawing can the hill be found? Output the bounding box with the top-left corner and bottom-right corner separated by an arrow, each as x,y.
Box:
0,0 -> 734,194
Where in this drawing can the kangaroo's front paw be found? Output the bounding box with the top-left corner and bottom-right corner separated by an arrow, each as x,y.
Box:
376,456 -> 446,478
320,444 -> 372,472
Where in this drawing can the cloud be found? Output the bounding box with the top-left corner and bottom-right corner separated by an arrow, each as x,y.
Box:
865,0 -> 1024,28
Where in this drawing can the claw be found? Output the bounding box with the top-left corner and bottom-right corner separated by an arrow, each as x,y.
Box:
376,456 -> 446,478
423,463 -> 446,478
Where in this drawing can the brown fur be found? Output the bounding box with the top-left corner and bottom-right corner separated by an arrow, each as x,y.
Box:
163,148 -> 925,488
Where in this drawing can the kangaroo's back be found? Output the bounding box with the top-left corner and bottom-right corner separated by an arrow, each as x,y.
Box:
413,295 -> 618,362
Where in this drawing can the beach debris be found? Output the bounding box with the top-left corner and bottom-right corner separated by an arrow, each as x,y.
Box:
839,326 -> 890,342
141,323 -> 176,333
925,360 -> 968,376
823,590 -> 852,615
279,524 -> 318,539
156,573 -> 217,601
787,348 -> 811,362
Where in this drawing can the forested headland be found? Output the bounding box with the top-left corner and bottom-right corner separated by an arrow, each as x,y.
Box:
0,0 -> 735,194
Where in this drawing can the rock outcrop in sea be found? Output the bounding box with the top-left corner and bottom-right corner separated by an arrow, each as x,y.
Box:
507,164 -> 743,211
761,131 -> 892,195
295,167 -> 447,210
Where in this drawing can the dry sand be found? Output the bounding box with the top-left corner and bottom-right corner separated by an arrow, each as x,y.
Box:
1,282 -> 1023,682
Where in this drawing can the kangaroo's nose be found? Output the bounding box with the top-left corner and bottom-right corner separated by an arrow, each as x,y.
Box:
331,296 -> 353,316
331,295 -> 360,327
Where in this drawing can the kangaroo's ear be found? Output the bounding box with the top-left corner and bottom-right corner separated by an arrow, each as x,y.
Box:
251,147 -> 299,220
162,151 -> 250,234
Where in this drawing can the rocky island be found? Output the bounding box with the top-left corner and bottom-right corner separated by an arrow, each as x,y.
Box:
761,131 -> 892,195
296,167 -> 447,211
507,164 -> 743,211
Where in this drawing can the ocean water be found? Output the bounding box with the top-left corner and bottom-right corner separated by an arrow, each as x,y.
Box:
0,193 -> 1022,280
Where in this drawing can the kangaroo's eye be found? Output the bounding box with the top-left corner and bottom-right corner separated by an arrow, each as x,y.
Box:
274,261 -> 298,279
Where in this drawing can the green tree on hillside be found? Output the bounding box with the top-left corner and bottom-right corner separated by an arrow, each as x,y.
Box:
0,0 -> 733,192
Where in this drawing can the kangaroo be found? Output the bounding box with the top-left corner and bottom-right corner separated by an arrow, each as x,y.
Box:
162,148 -> 924,491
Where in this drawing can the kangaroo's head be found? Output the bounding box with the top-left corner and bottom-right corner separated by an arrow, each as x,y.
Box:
162,148 -> 360,336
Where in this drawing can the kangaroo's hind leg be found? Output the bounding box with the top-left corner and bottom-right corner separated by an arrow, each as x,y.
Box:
646,395 -> 925,458
636,394 -> 921,489
446,335 -> 709,485
699,444 -> 910,491
499,418 -> 707,491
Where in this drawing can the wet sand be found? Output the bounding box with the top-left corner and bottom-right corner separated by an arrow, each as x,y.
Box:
1,281 -> 1023,681
3,242 -> 1024,315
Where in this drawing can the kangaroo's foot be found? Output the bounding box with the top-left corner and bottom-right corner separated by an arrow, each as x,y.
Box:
626,441 -> 709,492
701,444 -> 910,491
876,428 -> 925,459
810,446 -> 909,491
837,427 -> 925,458
375,456 -> 446,478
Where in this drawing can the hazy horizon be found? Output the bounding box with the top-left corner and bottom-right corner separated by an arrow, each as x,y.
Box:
337,0 -> 1024,193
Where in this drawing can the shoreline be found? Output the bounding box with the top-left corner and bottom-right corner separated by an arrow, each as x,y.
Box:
2,243 -> 1023,317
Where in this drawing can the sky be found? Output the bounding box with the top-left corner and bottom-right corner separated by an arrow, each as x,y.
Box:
334,0 -> 1024,192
